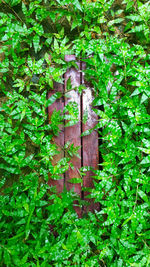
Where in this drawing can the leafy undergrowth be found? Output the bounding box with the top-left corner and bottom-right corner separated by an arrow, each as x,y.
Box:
0,0 -> 150,266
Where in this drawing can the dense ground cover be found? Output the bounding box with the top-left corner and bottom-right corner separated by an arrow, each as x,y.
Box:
0,0 -> 150,266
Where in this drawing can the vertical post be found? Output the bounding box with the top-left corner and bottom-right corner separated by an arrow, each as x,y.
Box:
81,62 -> 99,212
48,82 -> 64,193
64,55 -> 82,217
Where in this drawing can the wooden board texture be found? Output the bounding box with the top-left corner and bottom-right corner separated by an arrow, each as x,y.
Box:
81,62 -> 99,212
64,55 -> 82,217
48,82 -> 64,193
48,56 -> 99,215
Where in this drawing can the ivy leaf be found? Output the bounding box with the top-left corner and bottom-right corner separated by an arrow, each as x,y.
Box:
93,97 -> 105,106
129,81 -> 145,87
128,25 -> 145,33
0,177 -> 6,188
71,20 -> 79,31
126,15 -> 142,22
130,89 -> 140,97
4,250 -> 11,265
21,154 -> 34,167
140,155 -> 150,164
20,253 -> 29,265
81,128 -> 93,137
22,2 -> 28,15
54,38 -> 59,54
13,79 -> 25,93
108,18 -> 124,27
33,35 -> 40,53
0,164 -> 21,174
76,230 -> 84,242
138,147 -> 150,154
93,109 -> 109,120
25,206 -> 35,240
78,85 -> 86,95
68,178 -> 82,184
74,0 -> 82,11
65,119 -> 78,127
46,92 -> 62,108
83,108 -> 88,124
45,53 -> 51,65
138,190 -> 148,203
66,77 -> 72,91
141,93 -> 148,104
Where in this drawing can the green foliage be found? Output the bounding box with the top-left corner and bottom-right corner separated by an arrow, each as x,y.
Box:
0,0 -> 150,266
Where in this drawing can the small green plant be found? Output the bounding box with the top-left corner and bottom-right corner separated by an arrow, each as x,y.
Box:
0,0 -> 149,266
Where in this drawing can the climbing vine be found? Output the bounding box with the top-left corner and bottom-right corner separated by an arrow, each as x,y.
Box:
0,0 -> 150,266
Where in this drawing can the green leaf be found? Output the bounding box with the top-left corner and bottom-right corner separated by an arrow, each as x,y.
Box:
74,0 -> 82,11
46,92 -> 62,108
81,128 -> 93,137
93,109 -> 109,120
71,20 -> 79,31
13,79 -> 25,93
141,155 -> 150,164
68,178 -> 82,184
129,24 -> 145,33
130,89 -> 140,97
45,53 -> 51,65
138,190 -> 148,203
141,93 -> 148,104
93,98 -> 105,106
108,18 -> 124,27
20,253 -> 29,265
0,177 -> 6,189
66,77 -> 72,91
129,81 -> 145,87
138,147 -> 150,154
21,154 -> 34,167
22,2 -> 28,15
54,38 -> 59,54
33,35 -> 40,53
25,206 -> 35,240
8,231 -> 25,241
83,108 -> 88,124
122,214 -> 134,226
4,250 -> 11,265
0,164 -> 21,174
126,15 -> 142,22
76,230 -> 83,242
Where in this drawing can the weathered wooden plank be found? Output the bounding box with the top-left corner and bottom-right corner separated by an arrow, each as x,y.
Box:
64,55 -> 82,217
48,58 -> 100,215
81,62 -> 99,212
48,82 -> 64,193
